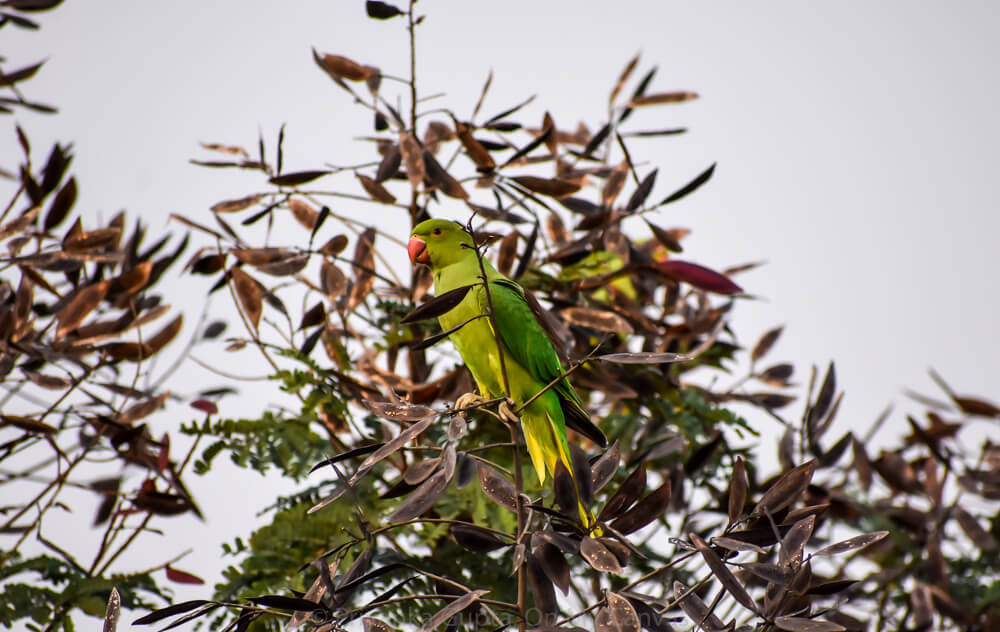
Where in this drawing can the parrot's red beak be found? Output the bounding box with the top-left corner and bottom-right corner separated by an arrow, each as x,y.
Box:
407,236 -> 429,265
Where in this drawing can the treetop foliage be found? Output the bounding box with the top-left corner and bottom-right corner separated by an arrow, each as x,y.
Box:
1,2 -> 998,631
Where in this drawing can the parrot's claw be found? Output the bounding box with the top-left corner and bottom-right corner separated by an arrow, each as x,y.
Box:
499,399 -> 520,424
455,392 -> 488,411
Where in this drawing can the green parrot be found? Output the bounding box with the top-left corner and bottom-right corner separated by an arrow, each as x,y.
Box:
408,219 -> 606,527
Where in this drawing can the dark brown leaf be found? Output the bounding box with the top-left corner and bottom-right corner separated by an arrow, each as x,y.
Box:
478,462 -> 518,512
455,121 -> 495,169
625,128 -> 687,139
595,591 -> 640,632
602,161 -> 628,208
347,227 -> 376,312
133,488 -> 192,517
539,111 -> 558,155
852,435 -> 873,491
318,53 -> 371,81
286,198 -> 319,230
388,465 -> 450,521
118,392 -> 170,425
321,234 -> 349,257
712,536 -> 768,556
299,302 -> 326,330
597,351 -> 692,364
533,541 -> 570,595
2,415 -> 57,434
609,53 -> 640,105
191,254 -> 227,275
366,0 -> 403,19
399,133 -> 424,191
728,456 -> 747,524
545,212 -> 568,246
229,267 -> 262,329
658,163 -> 716,206
954,507 -> 997,550
368,402 -> 435,422
103,586 -> 120,632
63,227 -> 121,253
774,617 -> 845,632
450,524 -> 507,553
499,119 -> 549,167
779,515 -> 816,567
0,61 -> 44,87
375,143 -> 402,183
819,432 -> 852,467
309,443 -> 382,474
753,460 -> 816,517
954,395 -> 1000,418
422,150 -> 468,199
56,280 -> 110,337
44,176 -> 76,231
411,315 -> 482,351
144,314 -> 183,355
99,342 -> 151,363
269,170 -> 329,186
400,284 -> 475,323
210,193 -> 263,213
109,261 -> 153,298
806,361 -> 836,436
416,590 -> 487,632
609,480 -> 670,534
3,201 -> 40,238
320,258 -> 348,300
356,173 -> 396,204
249,595 -> 323,612
742,561 -> 793,584
526,553 -> 558,625
759,363 -> 794,386
581,122 -> 610,158
673,581 -> 726,631
625,169 -> 658,213
13,273 -> 32,327
628,91 -> 698,107
496,231 -> 518,277
561,307 -> 633,334
590,440 -> 621,493
256,254 -> 309,277
644,219 -> 684,253
598,462 -> 646,522
133,601 -> 212,625
750,392 -> 797,410
363,618 -> 396,632
351,416 -> 434,485
752,325 -> 783,363
552,460 -> 578,517
812,530 -> 889,557
559,196 -> 602,217
690,532 -> 758,614
807,579 -> 857,596
511,176 -> 580,198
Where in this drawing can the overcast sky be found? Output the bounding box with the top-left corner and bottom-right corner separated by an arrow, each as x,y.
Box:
5,0 -> 999,622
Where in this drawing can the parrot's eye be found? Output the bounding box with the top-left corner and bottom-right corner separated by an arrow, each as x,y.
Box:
432,227 -> 442,236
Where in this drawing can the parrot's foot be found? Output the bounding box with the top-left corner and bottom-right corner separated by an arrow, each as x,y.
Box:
455,392 -> 488,411
498,399 -> 520,424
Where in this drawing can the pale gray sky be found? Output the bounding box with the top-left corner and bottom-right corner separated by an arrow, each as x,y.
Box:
5,0 -> 999,623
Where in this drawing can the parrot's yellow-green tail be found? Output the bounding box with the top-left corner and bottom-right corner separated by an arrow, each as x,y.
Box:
522,410 -> 600,533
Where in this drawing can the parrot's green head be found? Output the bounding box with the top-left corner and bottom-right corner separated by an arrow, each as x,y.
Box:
408,219 -> 474,269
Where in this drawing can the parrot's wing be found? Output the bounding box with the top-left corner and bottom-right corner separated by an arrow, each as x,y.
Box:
488,279 -> 607,447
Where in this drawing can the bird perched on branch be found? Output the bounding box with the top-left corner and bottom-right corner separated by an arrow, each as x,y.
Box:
408,218 -> 606,527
